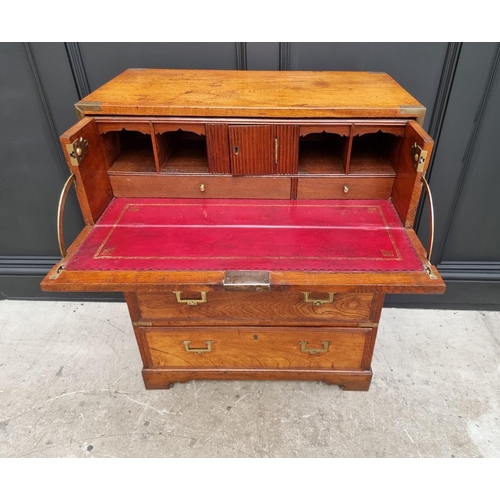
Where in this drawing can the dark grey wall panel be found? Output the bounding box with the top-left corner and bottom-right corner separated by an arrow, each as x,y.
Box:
79,43 -> 239,92
424,43 -> 498,264
30,43 -> 82,135
386,280 -> 500,310
247,43 -> 280,70
28,42 -> 84,247
289,42 -> 448,130
0,43 -> 80,257
0,275 -> 123,302
440,47 -> 500,261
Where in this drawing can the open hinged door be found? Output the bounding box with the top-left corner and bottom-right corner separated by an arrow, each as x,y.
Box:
392,120 -> 434,229
59,117 -> 114,226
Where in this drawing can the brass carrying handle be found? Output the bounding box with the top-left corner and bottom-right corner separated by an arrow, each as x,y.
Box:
302,292 -> 335,306
57,173 -> 76,257
299,341 -> 331,355
173,291 -> 207,306
182,340 -> 213,354
421,176 -> 435,262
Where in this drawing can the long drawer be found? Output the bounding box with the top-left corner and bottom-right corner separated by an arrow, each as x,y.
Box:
142,326 -> 370,370
130,291 -> 375,326
109,174 -> 291,198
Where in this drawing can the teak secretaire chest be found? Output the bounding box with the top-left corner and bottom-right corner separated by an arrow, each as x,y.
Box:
41,69 -> 445,391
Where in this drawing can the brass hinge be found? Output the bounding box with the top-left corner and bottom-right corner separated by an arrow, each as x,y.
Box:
66,137 -> 88,166
132,321 -> 152,327
49,264 -> 65,280
425,265 -> 437,280
410,142 -> 428,172
359,322 -> 379,328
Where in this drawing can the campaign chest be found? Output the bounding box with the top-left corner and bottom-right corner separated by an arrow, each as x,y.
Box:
41,69 -> 445,391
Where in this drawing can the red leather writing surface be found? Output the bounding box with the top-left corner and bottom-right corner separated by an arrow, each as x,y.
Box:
66,198 -> 423,272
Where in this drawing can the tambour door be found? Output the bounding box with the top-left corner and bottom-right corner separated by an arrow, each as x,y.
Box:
228,125 -> 298,175
229,125 -> 274,175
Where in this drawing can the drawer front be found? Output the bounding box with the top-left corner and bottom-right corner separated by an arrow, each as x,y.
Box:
110,174 -> 291,199
143,326 -> 370,369
297,177 -> 393,199
133,291 -> 375,326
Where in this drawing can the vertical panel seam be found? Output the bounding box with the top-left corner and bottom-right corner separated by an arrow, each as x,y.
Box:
279,43 -> 291,71
64,42 -> 91,98
434,43 -> 500,263
23,43 -> 71,182
415,43 -> 462,239
236,43 -> 248,70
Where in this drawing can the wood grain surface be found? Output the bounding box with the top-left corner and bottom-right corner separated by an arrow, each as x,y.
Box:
142,368 -> 373,391
59,117 -> 113,224
109,175 -> 291,198
297,177 -> 394,199
76,69 -> 424,119
143,326 -> 370,370
131,291 -> 375,326
392,121 -> 434,227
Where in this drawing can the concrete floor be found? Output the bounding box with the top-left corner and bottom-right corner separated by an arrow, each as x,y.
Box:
0,300 -> 499,458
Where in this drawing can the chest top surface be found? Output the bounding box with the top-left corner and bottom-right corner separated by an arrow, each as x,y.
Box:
76,69 -> 424,120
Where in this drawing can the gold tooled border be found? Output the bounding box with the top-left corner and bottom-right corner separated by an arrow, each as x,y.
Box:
93,201 -> 403,262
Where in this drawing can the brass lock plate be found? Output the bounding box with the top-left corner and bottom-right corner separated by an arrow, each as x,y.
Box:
224,271 -> 270,291
410,142 -> 428,172
66,137 -> 88,166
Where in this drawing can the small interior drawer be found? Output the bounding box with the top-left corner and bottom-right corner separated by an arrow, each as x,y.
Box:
131,291 -> 375,326
142,326 -> 370,370
297,177 -> 394,199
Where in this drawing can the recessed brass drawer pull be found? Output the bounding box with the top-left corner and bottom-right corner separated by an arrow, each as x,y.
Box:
302,292 -> 335,306
299,341 -> 331,355
173,291 -> 207,306
182,340 -> 213,354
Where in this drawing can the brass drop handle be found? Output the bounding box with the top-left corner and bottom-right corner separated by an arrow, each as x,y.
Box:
57,173 -> 77,257
421,176 -> 435,262
200,184 -> 205,192
182,340 -> 213,354
343,185 -> 349,194
303,292 -> 335,306
173,291 -> 207,306
299,341 -> 331,355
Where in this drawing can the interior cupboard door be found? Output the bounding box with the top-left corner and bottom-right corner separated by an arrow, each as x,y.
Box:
391,121 -> 434,228
229,125 -> 274,175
